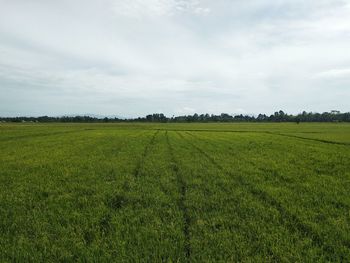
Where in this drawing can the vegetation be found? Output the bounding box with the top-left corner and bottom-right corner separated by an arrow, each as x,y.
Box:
0,122 -> 350,261
1,110 -> 350,123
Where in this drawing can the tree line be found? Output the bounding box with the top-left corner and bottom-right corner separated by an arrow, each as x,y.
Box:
1,110 -> 349,123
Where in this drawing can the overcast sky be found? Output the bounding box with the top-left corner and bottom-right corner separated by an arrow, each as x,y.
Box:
0,0 -> 350,117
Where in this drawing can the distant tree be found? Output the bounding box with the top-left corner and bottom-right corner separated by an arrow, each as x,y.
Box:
1,110 -> 350,123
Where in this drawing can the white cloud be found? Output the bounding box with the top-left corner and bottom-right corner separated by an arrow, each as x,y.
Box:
0,0 -> 349,117
175,107 -> 196,115
112,0 -> 210,18
313,69 -> 350,79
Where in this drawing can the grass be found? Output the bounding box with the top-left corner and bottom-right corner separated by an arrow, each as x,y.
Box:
0,122 -> 349,262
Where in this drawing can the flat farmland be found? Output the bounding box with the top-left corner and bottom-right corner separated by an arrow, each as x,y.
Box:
0,123 -> 350,262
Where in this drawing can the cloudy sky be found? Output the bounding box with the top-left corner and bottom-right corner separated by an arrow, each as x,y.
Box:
0,0 -> 350,117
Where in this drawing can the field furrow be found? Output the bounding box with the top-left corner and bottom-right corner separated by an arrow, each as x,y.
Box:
182,130 -> 350,260
133,130 -> 159,177
267,132 -> 350,146
178,132 -> 334,258
166,131 -> 191,260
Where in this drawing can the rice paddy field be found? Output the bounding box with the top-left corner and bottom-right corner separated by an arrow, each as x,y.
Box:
0,122 -> 350,262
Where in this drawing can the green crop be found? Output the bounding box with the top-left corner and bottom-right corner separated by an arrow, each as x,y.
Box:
0,123 -> 349,262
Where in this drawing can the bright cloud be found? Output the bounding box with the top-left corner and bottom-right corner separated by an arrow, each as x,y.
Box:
314,69 -> 350,79
112,0 -> 210,17
0,0 -> 349,117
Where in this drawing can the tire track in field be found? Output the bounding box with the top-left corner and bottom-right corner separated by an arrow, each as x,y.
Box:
158,129 -> 258,133
92,131 -> 149,241
265,132 -> 350,146
176,131 -> 282,261
193,131 -> 350,191
178,131 -> 349,260
165,131 -> 191,261
191,132 -> 350,211
184,131 -> 350,259
156,128 -> 349,147
0,129 -> 95,143
157,129 -> 323,134
133,130 -> 159,177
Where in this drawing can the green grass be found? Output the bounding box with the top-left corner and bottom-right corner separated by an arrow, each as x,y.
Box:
0,123 -> 349,262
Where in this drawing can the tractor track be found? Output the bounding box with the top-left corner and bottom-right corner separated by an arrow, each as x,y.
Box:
133,130 -> 159,177
177,131 -> 349,261
165,131 -> 191,261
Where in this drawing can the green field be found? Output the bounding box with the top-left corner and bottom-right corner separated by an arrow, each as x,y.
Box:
1,123 -> 350,262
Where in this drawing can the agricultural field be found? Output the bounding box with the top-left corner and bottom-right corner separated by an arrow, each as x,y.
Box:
0,123 -> 350,262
